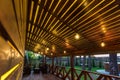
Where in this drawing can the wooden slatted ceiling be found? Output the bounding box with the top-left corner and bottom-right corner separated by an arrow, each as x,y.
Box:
26,0 -> 120,56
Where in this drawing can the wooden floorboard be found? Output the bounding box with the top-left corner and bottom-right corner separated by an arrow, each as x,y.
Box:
22,72 -> 62,80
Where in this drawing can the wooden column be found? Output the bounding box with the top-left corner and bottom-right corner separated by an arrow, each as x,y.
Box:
109,53 -> 119,76
52,57 -> 54,73
44,55 -> 46,64
70,55 -> 74,80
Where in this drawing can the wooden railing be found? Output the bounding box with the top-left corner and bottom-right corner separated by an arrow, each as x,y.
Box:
47,64 -> 120,80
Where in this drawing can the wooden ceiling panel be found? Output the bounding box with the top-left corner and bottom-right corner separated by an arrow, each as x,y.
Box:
25,0 -> 120,56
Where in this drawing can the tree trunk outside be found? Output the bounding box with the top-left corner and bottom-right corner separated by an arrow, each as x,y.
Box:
52,57 -> 54,74
88,55 -> 92,71
109,53 -> 119,76
56,57 -> 58,65
79,56 -> 81,66
67,57 -> 70,66
59,57 -> 61,66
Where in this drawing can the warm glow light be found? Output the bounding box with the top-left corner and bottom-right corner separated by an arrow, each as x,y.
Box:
65,39 -> 69,43
1,63 -> 21,80
52,30 -> 57,35
76,56 -> 80,58
46,48 -> 49,50
75,33 -> 80,40
41,52 -> 43,55
51,53 -> 53,55
38,0 -> 41,4
83,1 -> 88,6
30,1 -> 34,21
101,25 -> 107,33
52,45 -> 55,52
34,5 -> 40,23
35,44 -> 41,49
65,43 -> 69,46
64,50 -> 66,54
101,42 -> 105,47
102,27 -> 105,31
42,40 -> 46,44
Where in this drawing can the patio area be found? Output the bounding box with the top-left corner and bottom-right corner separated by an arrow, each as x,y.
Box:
22,71 -> 61,80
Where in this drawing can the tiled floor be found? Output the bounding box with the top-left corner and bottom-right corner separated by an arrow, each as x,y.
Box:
22,71 -> 61,80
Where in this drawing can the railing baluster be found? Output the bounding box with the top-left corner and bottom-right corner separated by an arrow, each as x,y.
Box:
86,72 -> 93,80
47,65 -> 120,80
84,71 -> 87,80
108,76 -> 113,80
97,74 -> 104,80
77,71 -> 84,80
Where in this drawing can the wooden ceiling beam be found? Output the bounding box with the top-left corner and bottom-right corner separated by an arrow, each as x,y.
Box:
29,0 -> 97,49
27,31 -> 65,49
28,21 -> 80,50
73,44 -> 120,56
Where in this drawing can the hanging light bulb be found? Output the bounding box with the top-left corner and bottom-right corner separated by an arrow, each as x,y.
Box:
75,33 -> 80,40
41,52 -> 43,55
51,53 -> 53,56
101,42 -> 105,47
64,50 -> 66,54
46,48 -> 49,50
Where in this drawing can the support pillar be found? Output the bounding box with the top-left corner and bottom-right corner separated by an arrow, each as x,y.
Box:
44,55 -> 46,64
52,57 -> 54,73
109,53 -> 119,76
70,55 -> 74,80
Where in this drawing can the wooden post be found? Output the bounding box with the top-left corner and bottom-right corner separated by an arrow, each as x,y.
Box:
44,55 -> 46,64
70,55 -> 74,80
109,53 -> 119,76
52,57 -> 54,73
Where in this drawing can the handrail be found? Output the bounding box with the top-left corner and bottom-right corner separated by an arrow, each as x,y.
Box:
74,68 -> 120,78
47,64 -> 120,80
1,62 -> 22,80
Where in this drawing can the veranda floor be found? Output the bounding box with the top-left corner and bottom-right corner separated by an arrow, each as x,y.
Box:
22,72 -> 61,80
